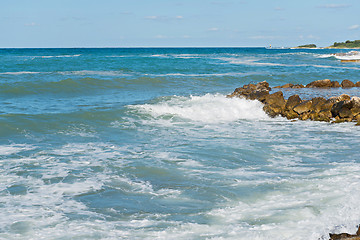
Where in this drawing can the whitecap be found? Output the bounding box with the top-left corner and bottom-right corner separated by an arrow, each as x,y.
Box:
131,94 -> 270,124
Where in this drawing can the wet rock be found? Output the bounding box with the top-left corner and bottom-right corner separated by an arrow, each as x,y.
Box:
291,84 -> 305,88
311,97 -> 327,113
227,81 -> 271,99
317,110 -> 332,122
282,109 -> 299,119
263,91 -> 286,117
229,81 -> 360,124
299,112 -> 311,120
350,97 -> 360,117
356,81 -> 360,87
331,101 -> 349,117
337,94 -> 351,102
341,79 -> 356,88
285,95 -> 302,110
329,226 -> 360,240
331,81 -> 341,88
306,79 -> 332,88
339,107 -> 353,118
293,100 -> 313,115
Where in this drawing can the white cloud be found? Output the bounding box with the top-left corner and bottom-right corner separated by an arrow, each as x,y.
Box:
208,27 -> 219,32
155,35 -> 167,39
145,16 -> 160,20
317,4 -> 350,9
349,24 -> 360,30
24,22 -> 37,26
274,7 -> 285,11
145,16 -> 184,21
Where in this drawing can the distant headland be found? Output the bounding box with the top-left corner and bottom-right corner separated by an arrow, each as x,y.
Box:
294,40 -> 360,49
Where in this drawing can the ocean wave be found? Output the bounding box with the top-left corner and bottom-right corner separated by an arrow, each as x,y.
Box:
25,54 -> 81,59
0,77 -> 123,96
130,94 -> 270,124
0,71 -> 42,75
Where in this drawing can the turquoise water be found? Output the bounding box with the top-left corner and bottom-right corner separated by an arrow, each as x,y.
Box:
1,48 -> 360,239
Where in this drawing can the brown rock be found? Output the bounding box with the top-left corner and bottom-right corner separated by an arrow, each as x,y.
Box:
282,110 -> 299,119
306,79 -> 332,88
299,112 -> 311,120
285,95 -> 302,111
227,81 -> 271,99
248,90 -> 270,102
291,84 -> 304,88
263,91 -> 286,117
331,81 -> 341,88
311,97 -> 327,113
256,81 -> 270,91
339,107 -> 353,118
337,94 -> 351,102
351,97 -> 360,116
341,79 -> 356,88
293,100 -> 313,115
309,111 -> 319,121
331,100 -> 354,118
317,110 -> 332,122
281,83 -> 293,88
355,81 -> 360,87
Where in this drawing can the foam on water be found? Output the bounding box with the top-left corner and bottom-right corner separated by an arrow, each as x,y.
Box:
131,94 -> 270,124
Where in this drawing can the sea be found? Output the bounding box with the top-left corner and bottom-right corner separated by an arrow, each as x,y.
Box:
0,47 -> 360,240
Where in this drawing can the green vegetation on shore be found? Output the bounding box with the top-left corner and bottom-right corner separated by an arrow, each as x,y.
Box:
329,40 -> 360,48
296,44 -> 317,48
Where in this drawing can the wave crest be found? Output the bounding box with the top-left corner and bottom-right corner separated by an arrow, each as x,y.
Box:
131,94 -> 269,124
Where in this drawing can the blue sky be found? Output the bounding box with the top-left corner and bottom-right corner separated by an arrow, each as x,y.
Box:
1,0 -> 359,48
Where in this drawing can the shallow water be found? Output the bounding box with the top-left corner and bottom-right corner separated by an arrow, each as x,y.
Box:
0,47 -> 360,239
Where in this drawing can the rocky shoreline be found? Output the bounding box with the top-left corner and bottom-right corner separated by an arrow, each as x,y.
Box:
227,79 -> 360,125
329,226 -> 360,240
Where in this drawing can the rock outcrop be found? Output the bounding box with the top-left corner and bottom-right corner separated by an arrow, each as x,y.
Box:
329,225 -> 360,239
273,79 -> 359,89
228,80 -> 360,124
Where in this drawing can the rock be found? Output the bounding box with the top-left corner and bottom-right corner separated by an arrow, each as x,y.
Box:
263,91 -> 286,117
306,79 -> 332,88
337,94 -> 351,102
331,100 -> 354,118
350,97 -> 360,116
317,110 -> 332,122
227,81 -> 271,99
285,95 -> 302,110
229,81 -> 360,124
341,79 -> 356,88
282,110 -> 299,119
281,83 -> 293,88
339,107 -> 353,118
331,81 -> 341,88
356,81 -> 360,87
293,100 -> 313,115
291,84 -> 304,88
299,112 -> 311,120
256,81 -> 271,91
311,97 -> 327,113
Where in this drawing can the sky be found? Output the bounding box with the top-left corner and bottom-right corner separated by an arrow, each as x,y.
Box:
1,0 -> 359,48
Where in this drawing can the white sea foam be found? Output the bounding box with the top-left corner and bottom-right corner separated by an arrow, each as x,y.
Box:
0,144 -> 36,156
217,57 -> 287,66
59,70 -> 131,76
132,94 -> 269,124
0,71 -> 42,75
33,54 -> 81,59
150,71 -> 265,77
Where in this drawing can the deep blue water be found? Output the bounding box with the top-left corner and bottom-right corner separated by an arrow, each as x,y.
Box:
0,47 -> 360,239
